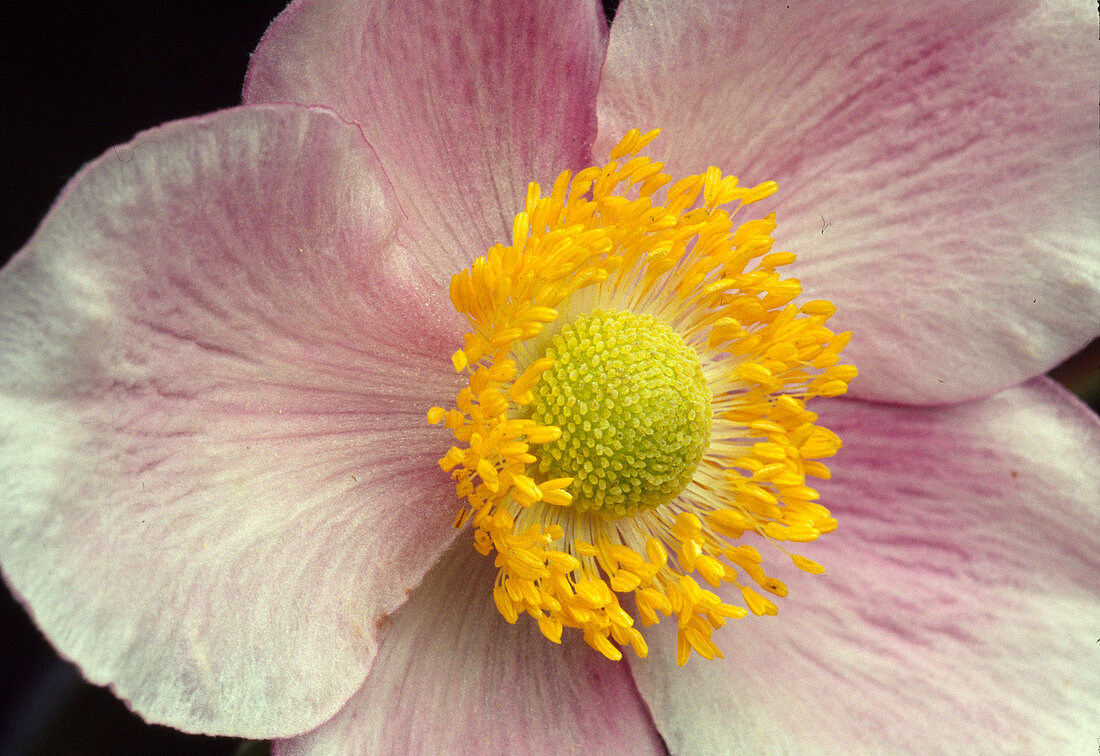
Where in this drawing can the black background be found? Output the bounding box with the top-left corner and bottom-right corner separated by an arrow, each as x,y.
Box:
0,1 -> 1093,754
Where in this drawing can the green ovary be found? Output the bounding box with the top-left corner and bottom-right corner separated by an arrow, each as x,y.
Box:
530,309 -> 712,518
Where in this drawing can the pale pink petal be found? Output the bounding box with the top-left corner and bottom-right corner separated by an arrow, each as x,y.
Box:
599,0 -> 1099,403
0,105 -> 467,737
245,0 -> 608,285
629,379 -> 1100,752
276,533 -> 665,755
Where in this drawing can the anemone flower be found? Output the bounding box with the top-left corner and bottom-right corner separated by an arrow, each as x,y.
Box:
2,0 -> 1098,753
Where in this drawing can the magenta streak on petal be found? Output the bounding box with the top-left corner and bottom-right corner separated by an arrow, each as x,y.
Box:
275,532 -> 666,756
627,379 -> 1100,753
245,0 -> 609,286
597,0 -> 1100,404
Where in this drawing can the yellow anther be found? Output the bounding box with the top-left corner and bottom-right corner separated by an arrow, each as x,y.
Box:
426,406 -> 446,424
587,631 -> 624,661
695,555 -> 727,587
574,540 -> 600,558
737,362 -> 775,385
741,586 -> 778,616
610,571 -> 643,592
609,129 -> 643,160
493,586 -> 519,624
524,425 -> 562,445
545,551 -> 580,573
790,553 -> 826,574
539,485 -> 573,508
538,615 -> 563,644
679,538 -> 703,572
645,537 -> 668,568
510,475 -> 542,506
575,580 -> 609,608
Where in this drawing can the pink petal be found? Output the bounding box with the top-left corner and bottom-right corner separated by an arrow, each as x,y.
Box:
0,105 -> 468,737
599,0 -> 1099,403
276,533 -> 665,755
629,379 -> 1100,752
244,0 -> 608,285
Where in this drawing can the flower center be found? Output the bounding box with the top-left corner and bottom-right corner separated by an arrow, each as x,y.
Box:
530,309 -> 710,518
429,128 -> 857,665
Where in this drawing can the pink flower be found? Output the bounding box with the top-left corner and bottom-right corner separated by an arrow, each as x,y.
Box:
2,0 -> 1097,752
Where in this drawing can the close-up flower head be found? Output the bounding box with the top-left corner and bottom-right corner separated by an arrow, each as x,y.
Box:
1,0 -> 1098,753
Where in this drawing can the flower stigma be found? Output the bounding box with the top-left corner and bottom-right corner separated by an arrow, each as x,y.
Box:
530,309 -> 711,519
428,129 -> 857,665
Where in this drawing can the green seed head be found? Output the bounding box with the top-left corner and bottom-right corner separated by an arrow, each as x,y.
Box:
530,309 -> 711,518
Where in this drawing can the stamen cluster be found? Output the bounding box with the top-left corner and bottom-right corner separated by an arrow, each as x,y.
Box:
428,129 -> 856,664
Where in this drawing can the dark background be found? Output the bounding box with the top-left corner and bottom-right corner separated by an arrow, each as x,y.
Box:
0,1 -> 1094,755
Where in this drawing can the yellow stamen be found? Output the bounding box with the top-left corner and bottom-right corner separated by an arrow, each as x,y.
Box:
428,129 -> 856,664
